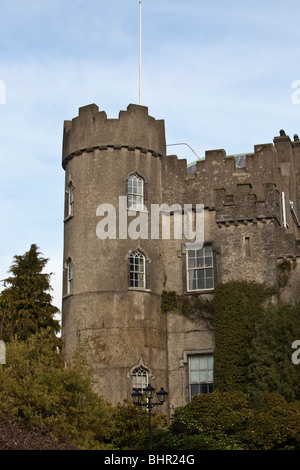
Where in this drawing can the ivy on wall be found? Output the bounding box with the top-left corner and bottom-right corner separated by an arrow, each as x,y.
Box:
161,290 -> 214,333
213,281 -> 275,393
161,282 -> 300,401
249,302 -> 300,402
277,259 -> 292,288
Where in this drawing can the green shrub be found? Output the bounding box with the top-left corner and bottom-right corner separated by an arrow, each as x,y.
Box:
167,391 -> 300,451
110,400 -> 167,450
141,429 -> 180,451
245,394 -> 300,450
170,391 -> 251,449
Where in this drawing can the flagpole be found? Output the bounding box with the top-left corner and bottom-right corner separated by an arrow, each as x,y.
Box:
139,1 -> 142,105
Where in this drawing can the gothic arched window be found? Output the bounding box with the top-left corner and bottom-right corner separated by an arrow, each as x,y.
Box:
127,174 -> 144,211
131,367 -> 148,392
129,250 -> 145,288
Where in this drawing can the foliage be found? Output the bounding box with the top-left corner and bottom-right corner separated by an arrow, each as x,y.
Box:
110,400 -> 167,450
158,282 -> 300,450
144,429 -> 180,450
150,428 -> 234,450
161,290 -> 177,313
174,433 -> 236,450
245,394 -> 300,450
0,331 -> 112,449
169,391 -> 251,449
161,290 -> 214,332
213,281 -> 274,393
0,244 -> 60,343
249,303 -> 300,401
277,259 -> 293,288
0,257 -> 298,451
151,392 -> 300,450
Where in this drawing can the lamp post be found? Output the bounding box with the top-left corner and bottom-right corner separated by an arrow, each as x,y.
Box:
131,383 -> 168,450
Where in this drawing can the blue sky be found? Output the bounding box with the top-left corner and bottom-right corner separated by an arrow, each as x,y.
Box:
1,0 -> 300,312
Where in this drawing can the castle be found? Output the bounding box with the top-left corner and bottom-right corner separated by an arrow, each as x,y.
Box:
61,103 -> 300,416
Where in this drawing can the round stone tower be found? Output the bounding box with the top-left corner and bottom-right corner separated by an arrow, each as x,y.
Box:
62,103 -> 168,404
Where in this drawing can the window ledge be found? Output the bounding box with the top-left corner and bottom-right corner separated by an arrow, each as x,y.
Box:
64,215 -> 74,223
186,289 -> 214,294
127,208 -> 148,214
128,287 -> 152,293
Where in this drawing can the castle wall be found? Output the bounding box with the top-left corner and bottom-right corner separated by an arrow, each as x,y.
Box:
63,103 -> 166,161
279,258 -> 300,304
166,307 -> 214,411
62,105 -> 169,406
62,103 -> 300,416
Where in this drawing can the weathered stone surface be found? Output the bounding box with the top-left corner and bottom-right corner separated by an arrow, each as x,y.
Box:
62,104 -> 300,416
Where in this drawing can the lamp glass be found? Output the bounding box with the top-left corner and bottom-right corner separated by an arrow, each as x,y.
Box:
144,384 -> 155,399
156,387 -> 168,403
131,389 -> 142,404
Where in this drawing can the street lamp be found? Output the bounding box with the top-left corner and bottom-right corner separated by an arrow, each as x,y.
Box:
131,384 -> 168,450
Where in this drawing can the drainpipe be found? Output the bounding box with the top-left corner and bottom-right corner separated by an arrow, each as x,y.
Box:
282,192 -> 287,228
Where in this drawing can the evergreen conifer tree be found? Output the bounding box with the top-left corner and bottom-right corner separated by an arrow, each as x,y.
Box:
0,244 -> 60,342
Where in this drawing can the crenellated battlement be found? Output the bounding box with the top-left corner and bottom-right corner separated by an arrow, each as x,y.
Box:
62,103 -> 300,239
164,134 -> 300,181
62,103 -> 166,167
214,182 -> 281,227
63,104 -> 300,206
161,132 -> 300,215
164,142 -> 281,192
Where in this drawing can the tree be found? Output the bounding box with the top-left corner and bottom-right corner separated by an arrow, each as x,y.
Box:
0,244 -> 60,342
0,331 -> 113,449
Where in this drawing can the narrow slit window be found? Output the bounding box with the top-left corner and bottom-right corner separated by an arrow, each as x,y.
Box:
67,259 -> 73,294
68,183 -> 74,216
245,237 -> 250,257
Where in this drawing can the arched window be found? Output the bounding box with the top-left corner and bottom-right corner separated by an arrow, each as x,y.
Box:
68,182 -> 74,216
131,367 -> 148,392
127,174 -> 144,211
129,250 -> 145,288
67,258 -> 73,294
